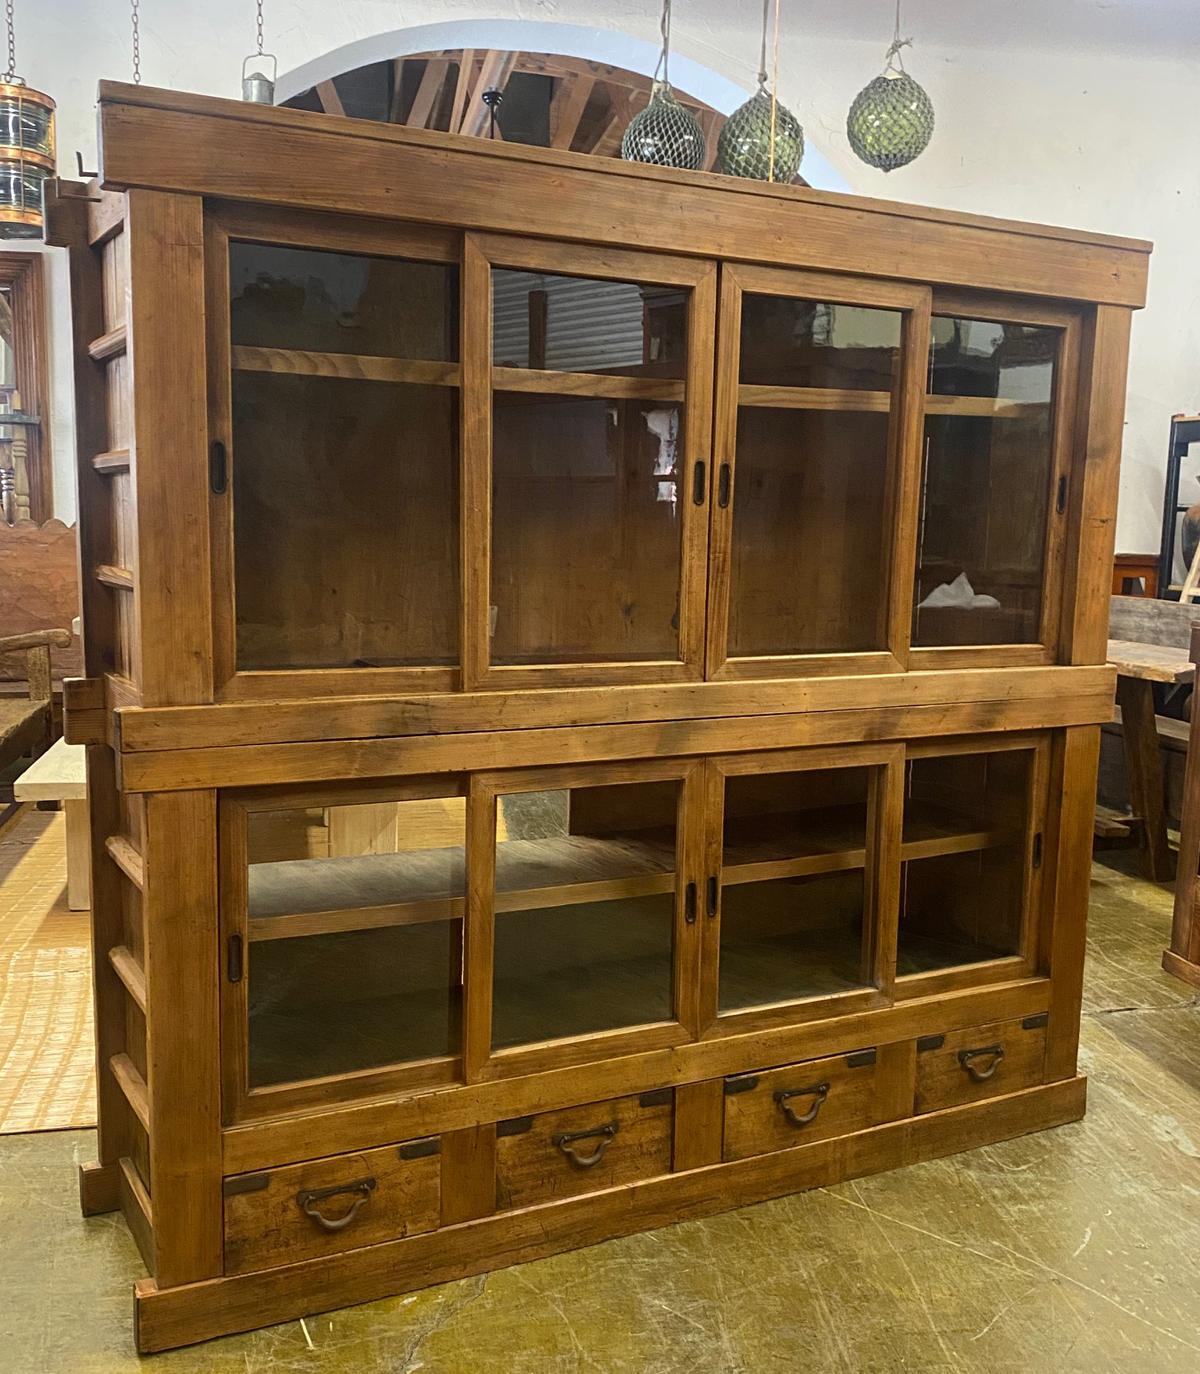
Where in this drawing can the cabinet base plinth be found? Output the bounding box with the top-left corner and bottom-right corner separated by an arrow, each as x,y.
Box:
132,1077 -> 1085,1354
1161,948 -> 1200,990
78,1160 -> 122,1217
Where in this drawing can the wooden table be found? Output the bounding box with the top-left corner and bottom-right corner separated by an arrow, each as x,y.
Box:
1106,638 -> 1194,881
13,737 -> 89,910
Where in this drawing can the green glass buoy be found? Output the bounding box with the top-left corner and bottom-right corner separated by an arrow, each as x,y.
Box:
718,87 -> 804,182
621,80 -> 706,171
847,68 -> 933,172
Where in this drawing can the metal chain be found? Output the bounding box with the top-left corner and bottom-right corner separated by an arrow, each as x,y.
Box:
4,0 -> 16,84
131,0 -> 141,85
255,0 -> 264,56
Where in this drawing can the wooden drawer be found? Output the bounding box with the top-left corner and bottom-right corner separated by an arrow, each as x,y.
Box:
722,1048 -> 884,1161
915,1013 -> 1048,1114
223,1136 -> 441,1275
495,1089 -> 674,1211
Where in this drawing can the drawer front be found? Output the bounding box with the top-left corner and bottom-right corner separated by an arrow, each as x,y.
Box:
915,1014 -> 1047,1114
224,1136 -> 441,1275
495,1089 -> 674,1210
722,1049 -> 882,1162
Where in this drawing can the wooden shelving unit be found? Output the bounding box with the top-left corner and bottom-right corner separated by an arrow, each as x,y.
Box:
48,82 -> 1145,1352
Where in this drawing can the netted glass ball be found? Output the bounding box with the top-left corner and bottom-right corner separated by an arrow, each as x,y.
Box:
621,83 -> 706,170
717,89 -> 804,182
847,71 -> 934,172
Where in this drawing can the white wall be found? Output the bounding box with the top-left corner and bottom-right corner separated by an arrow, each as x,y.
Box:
19,1 -> 1192,552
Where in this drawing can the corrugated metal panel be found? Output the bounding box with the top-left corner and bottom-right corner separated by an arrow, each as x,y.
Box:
492,270 -> 646,372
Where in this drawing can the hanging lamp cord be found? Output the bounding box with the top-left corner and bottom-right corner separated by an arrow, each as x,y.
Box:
653,0 -> 673,86
131,0 -> 141,85
3,0 -> 17,84
885,0 -> 912,73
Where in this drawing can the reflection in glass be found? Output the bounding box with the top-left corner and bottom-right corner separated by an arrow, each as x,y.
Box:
718,767 -> 873,1013
492,269 -> 687,378
492,782 -> 678,1050
898,750 -> 1030,973
491,396 -> 684,664
245,794 -> 466,1088
739,295 -> 901,390
913,317 -> 1059,647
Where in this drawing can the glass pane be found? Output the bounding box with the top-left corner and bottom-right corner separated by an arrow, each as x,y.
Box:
228,240 -> 460,672
492,780 -> 678,1050
913,317 -> 1060,647
245,793 -> 466,1087
231,242 -> 458,359
492,269 -> 686,378
729,406 -> 890,657
899,750 -> 1031,974
491,395 -> 684,663
719,767 -> 873,1013
739,295 -> 901,389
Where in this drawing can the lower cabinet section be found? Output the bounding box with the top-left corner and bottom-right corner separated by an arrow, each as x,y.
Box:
495,1089 -> 675,1210
722,1049 -> 884,1161
915,1014 -> 1048,1114
223,1137 -> 442,1275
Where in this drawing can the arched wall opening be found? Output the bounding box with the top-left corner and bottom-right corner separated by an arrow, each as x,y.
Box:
275,18 -> 849,192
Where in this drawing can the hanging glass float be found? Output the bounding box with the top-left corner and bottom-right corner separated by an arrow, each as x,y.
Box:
847,4 -> 933,173
621,0 -> 706,171
0,0 -> 55,241
718,0 -> 803,182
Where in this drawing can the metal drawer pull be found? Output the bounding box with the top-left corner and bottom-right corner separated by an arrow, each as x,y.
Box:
296,1177 -> 376,1232
553,1122 -> 618,1168
958,1044 -> 1005,1082
774,1082 -> 830,1128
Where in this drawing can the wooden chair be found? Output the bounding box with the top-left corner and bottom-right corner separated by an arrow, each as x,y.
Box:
0,628 -> 72,779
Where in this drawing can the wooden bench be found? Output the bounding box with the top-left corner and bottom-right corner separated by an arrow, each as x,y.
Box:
0,628 -> 72,787
13,736 -> 89,909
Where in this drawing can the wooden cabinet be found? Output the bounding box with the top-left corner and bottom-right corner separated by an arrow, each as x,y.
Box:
50,82 -> 1146,1352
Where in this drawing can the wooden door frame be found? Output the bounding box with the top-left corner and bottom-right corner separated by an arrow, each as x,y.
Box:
705,262 -> 932,682
894,730 -> 1050,1000
908,291 -> 1083,671
204,201 -> 465,702
0,251 -> 52,521
460,230 -> 718,690
464,755 -> 705,1082
217,776 -> 470,1126
698,741 -> 905,1039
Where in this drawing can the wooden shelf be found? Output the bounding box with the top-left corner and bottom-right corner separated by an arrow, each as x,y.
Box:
248,832 -> 677,942
901,803 -> 1019,862
737,382 -> 1050,418
492,365 -> 684,402
231,344 -> 460,388
722,807 -> 868,884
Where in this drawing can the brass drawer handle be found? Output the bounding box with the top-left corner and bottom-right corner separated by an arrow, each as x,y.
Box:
958,1044 -> 1005,1082
774,1082 -> 830,1128
553,1122 -> 618,1168
296,1177 -> 376,1232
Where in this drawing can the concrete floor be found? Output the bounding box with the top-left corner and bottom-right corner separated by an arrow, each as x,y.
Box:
3,852 -> 1199,1372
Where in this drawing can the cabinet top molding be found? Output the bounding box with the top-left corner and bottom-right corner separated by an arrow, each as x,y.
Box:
93,81 -> 1150,309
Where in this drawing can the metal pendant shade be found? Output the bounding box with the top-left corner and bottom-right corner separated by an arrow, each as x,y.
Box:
0,1 -> 55,241
621,81 -> 706,170
718,88 -> 803,182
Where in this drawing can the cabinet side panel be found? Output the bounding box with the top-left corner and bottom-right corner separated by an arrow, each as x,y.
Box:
126,190 -> 214,705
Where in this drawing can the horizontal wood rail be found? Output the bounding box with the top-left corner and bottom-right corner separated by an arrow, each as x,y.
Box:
92,448 -> 131,474
736,383 -> 1052,417
105,834 -> 145,889
231,345 -> 459,388
493,366 -> 685,402
96,564 -> 134,590
118,1156 -> 155,1274
110,1052 -> 150,1133
87,324 -> 127,362
108,944 -> 148,1013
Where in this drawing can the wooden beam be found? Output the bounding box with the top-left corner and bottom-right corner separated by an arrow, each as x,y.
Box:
589,92 -> 637,159
461,51 -> 517,138
448,50 -> 477,134
315,80 -> 345,117
387,58 -> 406,123
407,58 -> 448,130
550,75 -> 594,151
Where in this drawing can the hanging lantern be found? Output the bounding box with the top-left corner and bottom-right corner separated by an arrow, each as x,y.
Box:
241,0 -> 275,104
0,3 -> 55,241
718,0 -> 802,182
847,1 -> 933,173
621,0 -> 706,170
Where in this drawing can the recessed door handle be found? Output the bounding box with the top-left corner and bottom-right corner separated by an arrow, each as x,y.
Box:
706,876 -> 718,918
692,460 -> 707,505
717,462 -> 732,508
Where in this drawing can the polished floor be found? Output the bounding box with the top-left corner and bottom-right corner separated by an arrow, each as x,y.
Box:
3,850 -> 1199,1371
